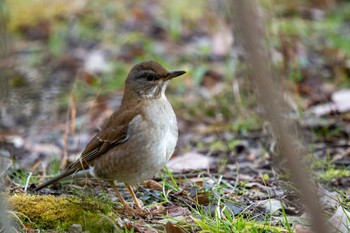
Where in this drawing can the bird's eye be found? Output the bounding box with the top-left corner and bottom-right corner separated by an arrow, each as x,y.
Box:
146,74 -> 157,81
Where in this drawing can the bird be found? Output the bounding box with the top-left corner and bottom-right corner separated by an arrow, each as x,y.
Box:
34,61 -> 186,215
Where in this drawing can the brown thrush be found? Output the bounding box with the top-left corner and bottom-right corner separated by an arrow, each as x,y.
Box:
34,61 -> 186,214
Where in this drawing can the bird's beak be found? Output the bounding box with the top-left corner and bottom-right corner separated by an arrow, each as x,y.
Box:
162,70 -> 186,81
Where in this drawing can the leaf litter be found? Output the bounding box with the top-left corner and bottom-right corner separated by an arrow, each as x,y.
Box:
1,0 -> 350,232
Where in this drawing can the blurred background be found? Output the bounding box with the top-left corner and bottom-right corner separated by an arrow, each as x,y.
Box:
1,0 -> 350,231
2,0 -> 350,192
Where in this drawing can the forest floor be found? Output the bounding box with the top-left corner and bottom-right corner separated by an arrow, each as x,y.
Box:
1,1 -> 350,232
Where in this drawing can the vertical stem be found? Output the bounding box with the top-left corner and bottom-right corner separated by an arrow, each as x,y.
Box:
231,1 -> 329,233
0,1 -> 12,230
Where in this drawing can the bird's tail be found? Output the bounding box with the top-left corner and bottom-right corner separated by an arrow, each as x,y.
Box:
34,169 -> 77,191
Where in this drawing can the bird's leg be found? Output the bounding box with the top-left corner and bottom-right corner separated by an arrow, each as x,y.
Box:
125,183 -> 143,211
126,183 -> 164,216
108,181 -> 134,214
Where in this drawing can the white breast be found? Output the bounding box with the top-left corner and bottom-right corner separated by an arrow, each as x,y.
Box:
124,97 -> 178,184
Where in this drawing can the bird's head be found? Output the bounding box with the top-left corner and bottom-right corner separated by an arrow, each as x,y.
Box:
124,61 -> 186,100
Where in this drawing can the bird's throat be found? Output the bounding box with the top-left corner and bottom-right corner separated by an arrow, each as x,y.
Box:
138,82 -> 168,99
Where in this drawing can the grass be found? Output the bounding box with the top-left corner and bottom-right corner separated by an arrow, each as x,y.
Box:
191,205 -> 290,233
307,152 -> 350,183
8,193 -> 116,232
156,168 -> 292,233
317,167 -> 350,182
8,159 -> 292,233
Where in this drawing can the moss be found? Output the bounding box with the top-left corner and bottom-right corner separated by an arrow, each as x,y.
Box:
317,168 -> 350,182
8,193 -> 116,232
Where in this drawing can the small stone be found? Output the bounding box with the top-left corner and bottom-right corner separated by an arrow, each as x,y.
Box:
68,224 -> 83,233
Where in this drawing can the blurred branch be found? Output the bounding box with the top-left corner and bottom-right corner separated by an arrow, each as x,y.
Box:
0,0 -> 9,56
0,0 -> 13,231
0,184 -> 12,233
0,0 -> 10,126
231,1 -> 329,233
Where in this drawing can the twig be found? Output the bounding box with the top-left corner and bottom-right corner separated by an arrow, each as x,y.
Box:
70,93 -> 76,134
61,110 -> 69,169
24,172 -> 32,192
231,1 -> 329,232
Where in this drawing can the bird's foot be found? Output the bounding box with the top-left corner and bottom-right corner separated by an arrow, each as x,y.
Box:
122,203 -> 169,219
135,206 -> 150,217
121,204 -> 152,217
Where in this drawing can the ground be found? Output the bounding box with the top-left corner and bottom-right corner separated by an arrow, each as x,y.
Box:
1,0 -> 350,232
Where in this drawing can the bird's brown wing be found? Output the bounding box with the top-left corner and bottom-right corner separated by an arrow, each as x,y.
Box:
34,107 -> 142,191
67,107 -> 142,170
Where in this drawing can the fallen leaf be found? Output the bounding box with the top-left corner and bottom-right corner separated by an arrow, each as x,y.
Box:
143,180 -> 163,191
117,218 -> 142,232
164,222 -> 186,233
328,206 -> 350,233
318,186 -> 340,211
165,206 -> 191,218
310,89 -> 350,116
193,193 -> 210,205
224,202 -> 246,215
167,152 -> 212,172
258,199 -> 283,214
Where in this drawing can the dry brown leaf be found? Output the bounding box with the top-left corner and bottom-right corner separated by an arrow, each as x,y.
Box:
143,180 -> 163,191
193,193 -> 210,205
166,206 -> 191,218
164,222 -> 186,233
